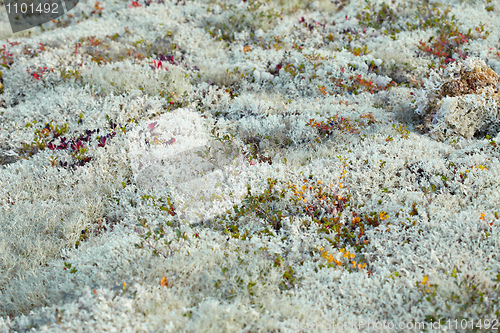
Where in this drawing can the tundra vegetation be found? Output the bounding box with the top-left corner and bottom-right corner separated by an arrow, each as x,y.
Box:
0,0 -> 500,331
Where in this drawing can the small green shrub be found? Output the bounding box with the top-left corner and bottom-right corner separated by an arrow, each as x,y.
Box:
415,271 -> 500,330
306,114 -> 370,143
21,121 -> 68,156
134,218 -> 190,258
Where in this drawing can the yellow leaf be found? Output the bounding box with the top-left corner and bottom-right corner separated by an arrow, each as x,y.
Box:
352,261 -> 356,268
422,275 -> 428,285
379,211 -> 389,220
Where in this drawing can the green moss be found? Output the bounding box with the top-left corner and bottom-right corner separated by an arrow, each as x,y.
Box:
203,1 -> 281,42
356,0 -> 453,35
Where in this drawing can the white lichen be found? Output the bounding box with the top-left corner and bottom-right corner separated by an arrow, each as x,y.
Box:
415,57 -> 500,140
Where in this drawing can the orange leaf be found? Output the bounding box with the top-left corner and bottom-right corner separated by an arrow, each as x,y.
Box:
161,276 -> 168,287
243,45 -> 251,53
360,112 -> 376,122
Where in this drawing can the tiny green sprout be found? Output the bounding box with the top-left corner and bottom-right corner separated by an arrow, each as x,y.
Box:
63,262 -> 77,273
247,282 -> 257,296
274,255 -> 283,267
50,154 -> 58,166
393,123 -> 410,138
441,175 -> 449,182
486,135 -> 498,148
54,123 -> 68,136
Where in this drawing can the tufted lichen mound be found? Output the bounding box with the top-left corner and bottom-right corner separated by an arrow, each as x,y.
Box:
414,57 -> 500,140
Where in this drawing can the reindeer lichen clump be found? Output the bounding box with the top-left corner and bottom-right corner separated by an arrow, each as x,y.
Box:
415,58 -> 500,140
